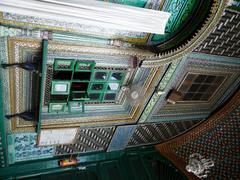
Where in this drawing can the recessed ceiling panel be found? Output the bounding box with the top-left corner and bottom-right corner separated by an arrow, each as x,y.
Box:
140,53 -> 240,123
0,37 -> 163,132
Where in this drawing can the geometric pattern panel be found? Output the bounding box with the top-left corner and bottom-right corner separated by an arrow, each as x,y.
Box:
55,127 -> 115,155
1,37 -> 159,131
175,105 -> 240,179
148,53 -> 240,123
44,63 -> 127,109
7,133 -> 55,164
0,37 -> 42,133
128,120 -> 201,147
194,10 -> 240,58
179,73 -> 225,101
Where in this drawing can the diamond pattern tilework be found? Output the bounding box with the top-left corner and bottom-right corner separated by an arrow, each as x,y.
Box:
194,10 -> 240,57
55,127 -> 115,155
127,120 -> 201,147
175,106 -> 240,179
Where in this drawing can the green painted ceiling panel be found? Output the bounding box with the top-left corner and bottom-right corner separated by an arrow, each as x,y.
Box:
100,0 -> 148,7
151,0 -> 198,42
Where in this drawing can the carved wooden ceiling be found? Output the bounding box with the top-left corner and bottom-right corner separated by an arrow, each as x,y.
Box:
0,1 -> 239,179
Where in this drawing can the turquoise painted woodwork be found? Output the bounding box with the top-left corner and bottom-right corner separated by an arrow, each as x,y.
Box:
0,3 -> 238,178
139,60 -> 180,123
0,0 -> 201,45
101,0 -> 148,7
0,62 -> 7,168
0,26 -> 41,38
151,0 -> 197,42
7,133 -> 55,164
46,58 -> 126,114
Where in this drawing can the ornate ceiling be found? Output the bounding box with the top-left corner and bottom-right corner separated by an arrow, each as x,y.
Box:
0,0 -> 239,179
156,90 -> 240,179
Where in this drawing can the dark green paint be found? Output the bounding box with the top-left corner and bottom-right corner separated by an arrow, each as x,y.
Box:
0,63 -> 7,167
154,0 -> 212,52
37,39 -> 48,134
48,59 -> 125,113
0,146 -> 186,180
151,0 -> 198,42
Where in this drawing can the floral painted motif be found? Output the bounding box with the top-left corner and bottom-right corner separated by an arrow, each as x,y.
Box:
8,133 -> 55,164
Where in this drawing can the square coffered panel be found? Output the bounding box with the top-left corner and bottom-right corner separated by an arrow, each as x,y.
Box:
142,53 -> 240,123
127,120 -> 201,147
1,37 -> 161,132
178,73 -> 226,102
